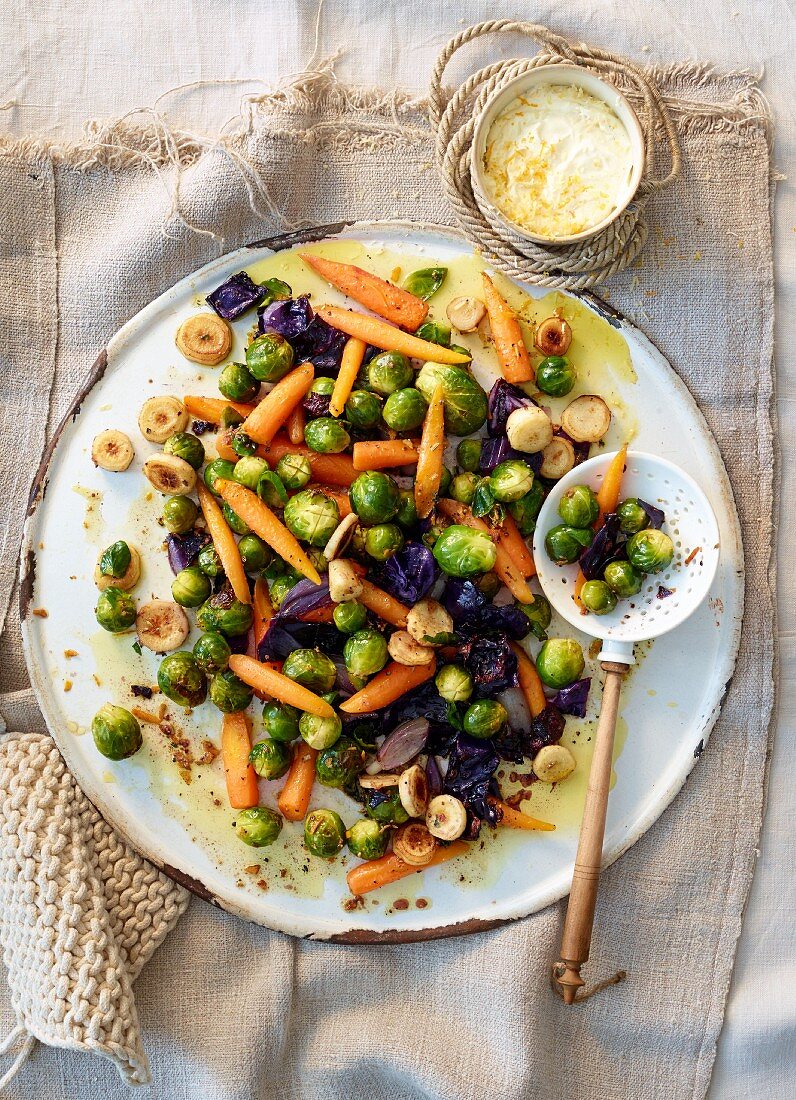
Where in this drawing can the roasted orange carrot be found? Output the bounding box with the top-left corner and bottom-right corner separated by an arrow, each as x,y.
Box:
184,395 -> 257,423
436,498 -> 535,604
329,336 -> 367,418
300,606 -> 336,624
240,362 -> 315,446
316,305 -> 471,365
481,273 -> 534,384
509,642 -> 547,718
286,404 -> 305,444
196,483 -> 251,605
229,654 -> 335,718
495,512 -> 536,578
216,479 -> 321,584
353,438 -> 420,471
414,384 -> 445,520
575,444 -> 628,608
277,743 -> 318,822
346,840 -> 469,895
489,798 -> 555,832
221,712 -> 259,810
358,579 -> 409,628
215,431 -> 356,486
339,658 -> 436,714
252,577 -> 273,647
301,253 -> 429,330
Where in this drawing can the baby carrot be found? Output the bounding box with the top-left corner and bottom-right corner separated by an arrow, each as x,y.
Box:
339,659 -> 436,713
414,384 -> 445,520
481,273 -> 534,384
240,362 -> 315,446
301,253 -> 429,330
216,479 -> 321,584
196,482 -> 251,605
346,841 -> 469,895
221,712 -> 259,810
277,743 -> 318,822
352,439 -> 419,471
229,655 -> 335,718
316,305 -> 471,365
330,337 -> 367,417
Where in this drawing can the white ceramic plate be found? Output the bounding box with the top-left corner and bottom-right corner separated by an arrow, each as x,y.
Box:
20,222 -> 743,941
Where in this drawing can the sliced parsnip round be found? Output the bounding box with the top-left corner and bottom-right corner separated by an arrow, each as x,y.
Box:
446,296 -> 486,332
136,600 -> 190,652
143,454 -> 196,495
405,598 -> 453,646
506,406 -> 554,454
358,773 -> 402,790
535,316 -> 572,357
176,312 -> 232,365
94,546 -> 141,592
539,436 -> 576,480
324,514 -> 359,561
398,763 -> 429,818
560,395 -> 612,443
138,396 -> 189,443
532,744 -> 577,783
426,794 -> 467,841
392,823 -> 437,866
91,429 -> 134,472
388,630 -> 435,666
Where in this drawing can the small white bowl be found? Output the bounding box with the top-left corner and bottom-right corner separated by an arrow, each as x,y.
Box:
471,65 -> 646,247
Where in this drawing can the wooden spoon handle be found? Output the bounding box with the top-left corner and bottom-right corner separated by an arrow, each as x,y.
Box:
553,661 -> 628,1004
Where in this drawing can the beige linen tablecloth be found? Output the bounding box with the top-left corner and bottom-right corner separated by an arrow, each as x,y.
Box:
0,21 -> 777,1100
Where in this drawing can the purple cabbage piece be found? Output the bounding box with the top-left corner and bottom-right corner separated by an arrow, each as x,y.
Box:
258,295 -> 347,374
639,499 -> 665,530
487,379 -> 532,436
657,585 -> 674,599
166,531 -> 208,575
443,579 -> 530,640
550,677 -> 591,718
207,271 -> 266,320
425,755 -> 443,798
302,390 -> 331,418
388,682 -> 454,740
189,419 -> 213,436
555,428 -> 591,468
376,542 -> 438,605
479,435 -> 523,474
258,621 -> 344,662
457,632 -> 518,696
442,733 -> 500,830
227,632 -> 250,655
528,705 -> 566,755
579,512 -> 628,580
277,577 -> 332,620
258,296 -> 312,339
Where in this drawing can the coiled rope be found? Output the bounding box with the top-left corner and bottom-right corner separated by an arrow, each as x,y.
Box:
430,21 -> 682,289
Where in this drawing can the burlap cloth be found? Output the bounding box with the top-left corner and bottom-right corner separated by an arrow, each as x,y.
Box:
0,58 -> 775,1099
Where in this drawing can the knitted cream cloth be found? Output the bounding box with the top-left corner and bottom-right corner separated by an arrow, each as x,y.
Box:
0,733 -> 189,1086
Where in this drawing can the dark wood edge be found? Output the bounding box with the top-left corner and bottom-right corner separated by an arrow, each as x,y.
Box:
246,221 -> 355,253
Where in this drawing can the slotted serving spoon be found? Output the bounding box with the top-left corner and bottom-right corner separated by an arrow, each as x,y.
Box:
532,450 -> 720,1002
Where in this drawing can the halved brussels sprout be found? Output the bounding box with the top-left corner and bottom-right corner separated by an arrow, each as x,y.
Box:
249,737 -> 292,780
209,668 -> 254,713
98,540 -> 131,579
395,489 -> 418,528
192,631 -> 231,675
304,808 -> 346,858
260,276 -> 292,301
518,593 -> 552,640
283,490 -> 340,546
276,453 -> 312,490
456,438 -> 482,473
333,601 -> 367,634
232,456 -> 269,491
196,592 -> 253,637
157,651 -> 208,706
92,703 -> 142,761
463,699 -> 508,738
172,566 -> 212,608
450,472 -> 479,506
581,579 -> 618,616
345,389 -> 382,429
238,534 -> 271,574
262,702 -> 300,743
535,356 -> 576,397
435,663 -> 474,703
477,571 -> 501,600
604,560 -> 643,598
403,266 -> 447,300
257,470 -> 288,508
197,543 -> 224,578
346,818 -> 388,860
364,523 -> 404,562
415,362 -> 488,436
283,648 -> 337,693
617,498 -> 651,535
164,431 -> 206,470
299,711 -> 343,750
221,502 -> 250,536
316,736 -> 367,789
366,351 -> 414,396
558,484 -> 599,528
236,806 -> 283,847
626,529 -> 675,574
361,785 -> 409,825
204,458 -> 237,495
231,429 -> 256,458
536,639 -> 585,689
218,361 -> 259,403
382,387 -> 428,432
415,320 -> 451,347
544,524 -> 593,565
489,459 -> 534,503
343,628 -> 388,678
95,587 -> 137,633
220,406 -> 244,430
508,483 -> 545,537
269,573 -> 299,610
303,418 -> 350,454
350,471 -> 400,526
246,332 -> 294,382
163,495 -> 198,534
432,524 -> 497,577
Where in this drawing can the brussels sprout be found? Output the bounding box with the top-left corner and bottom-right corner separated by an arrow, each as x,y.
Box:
626,529 -> 675,574
163,495 -> 199,534
220,405 -> 245,430
432,524 -> 497,577
450,344 -> 472,360
456,438 -> 482,473
604,560 -> 643,598
345,719 -> 380,752
236,806 -> 283,847
489,459 -> 534,503
350,471 -> 400,526
536,639 -> 585,689
257,470 -> 288,508
415,320 -> 451,347
209,668 -> 254,713
262,702 -> 300,743
204,458 -> 236,495
435,663 -> 474,702
463,699 -> 508,738
249,737 -> 291,780
192,631 -> 231,675
617,498 -> 651,535
415,362 -> 488,437
477,571 -> 502,600
450,472 -> 479,506
172,566 -> 212,608
95,587 -> 136,633
316,736 -> 367,789
421,518 -> 446,549
366,351 -> 414,397
196,593 -> 253,637
269,573 -> 299,610
197,543 -> 224,578
333,600 -> 367,634
307,376 -> 335,399
304,808 -> 346,858
246,332 -> 294,382
558,484 -> 599,528
345,389 -> 382,429
361,786 -> 409,825
382,387 -> 428,432
157,651 -> 208,706
236,534 -> 270,574
545,524 -> 594,565
403,266 -> 447,300
283,490 -> 340,546
536,356 -> 576,397
232,455 -> 269,491
163,431 -> 206,470
218,361 -> 259,403
346,818 -> 389,860
230,429 -> 257,458
276,453 -> 312,490
98,540 -> 131,579
260,276 -> 292,301
439,465 -> 453,498
91,703 -> 142,761
518,593 -> 552,640
581,579 -> 618,616
222,502 -> 250,535
364,523 -> 404,562
508,483 -> 545,537
344,628 -> 388,678
299,421 -> 347,459
395,489 -> 418,528
283,649 -> 337,693
299,711 -> 343,750
307,547 -> 328,574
